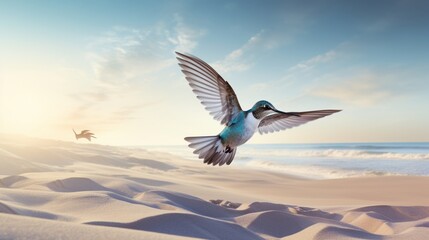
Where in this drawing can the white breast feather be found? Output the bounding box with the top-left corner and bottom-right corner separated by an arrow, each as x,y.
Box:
243,113 -> 260,139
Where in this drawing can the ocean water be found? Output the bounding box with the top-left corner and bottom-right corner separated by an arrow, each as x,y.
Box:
149,142 -> 429,179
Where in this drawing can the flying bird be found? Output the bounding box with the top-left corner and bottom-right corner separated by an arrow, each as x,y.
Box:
73,129 -> 96,142
176,52 -> 341,166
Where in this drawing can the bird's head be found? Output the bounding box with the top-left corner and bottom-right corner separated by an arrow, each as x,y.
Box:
250,100 -> 284,119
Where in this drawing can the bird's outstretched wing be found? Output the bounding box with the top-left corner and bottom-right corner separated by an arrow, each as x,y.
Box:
176,52 -> 242,126
258,110 -> 341,134
81,130 -> 91,134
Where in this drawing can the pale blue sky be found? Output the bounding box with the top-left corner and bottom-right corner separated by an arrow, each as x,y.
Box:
1,0 -> 428,145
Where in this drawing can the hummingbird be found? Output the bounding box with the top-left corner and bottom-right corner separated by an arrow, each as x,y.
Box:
176,52 -> 341,166
73,129 -> 96,142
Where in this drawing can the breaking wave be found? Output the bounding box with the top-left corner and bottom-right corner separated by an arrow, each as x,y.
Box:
151,142 -> 429,179
243,149 -> 429,161
246,160 -> 407,179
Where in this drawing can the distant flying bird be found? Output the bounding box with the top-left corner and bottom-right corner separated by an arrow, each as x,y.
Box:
73,129 -> 96,142
176,52 -> 341,166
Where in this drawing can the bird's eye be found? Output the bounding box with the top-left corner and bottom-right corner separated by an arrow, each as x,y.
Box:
264,105 -> 269,109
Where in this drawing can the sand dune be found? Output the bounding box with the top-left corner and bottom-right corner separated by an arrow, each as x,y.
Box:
0,135 -> 428,239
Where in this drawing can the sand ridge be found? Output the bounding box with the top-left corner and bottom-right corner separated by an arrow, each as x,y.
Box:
0,135 -> 428,239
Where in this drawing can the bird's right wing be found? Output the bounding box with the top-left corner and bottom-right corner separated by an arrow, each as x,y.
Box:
81,130 -> 90,134
258,110 -> 341,134
176,52 -> 242,126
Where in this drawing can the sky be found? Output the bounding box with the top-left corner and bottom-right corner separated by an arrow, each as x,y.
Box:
0,0 -> 428,145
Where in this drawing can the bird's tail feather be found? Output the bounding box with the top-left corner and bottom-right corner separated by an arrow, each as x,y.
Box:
185,136 -> 237,166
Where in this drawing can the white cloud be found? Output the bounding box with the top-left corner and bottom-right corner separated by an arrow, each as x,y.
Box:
168,14 -> 204,53
311,72 -> 393,107
67,17 -> 204,128
365,18 -> 392,33
87,17 -> 203,85
288,50 -> 338,72
212,30 -> 264,73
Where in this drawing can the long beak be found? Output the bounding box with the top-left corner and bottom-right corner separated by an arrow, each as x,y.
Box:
273,108 -> 301,117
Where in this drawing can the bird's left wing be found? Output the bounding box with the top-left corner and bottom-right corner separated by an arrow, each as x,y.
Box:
176,52 -> 242,125
81,130 -> 90,134
258,110 -> 341,134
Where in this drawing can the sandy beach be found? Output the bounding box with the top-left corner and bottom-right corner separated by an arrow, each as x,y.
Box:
1,135 -> 428,240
